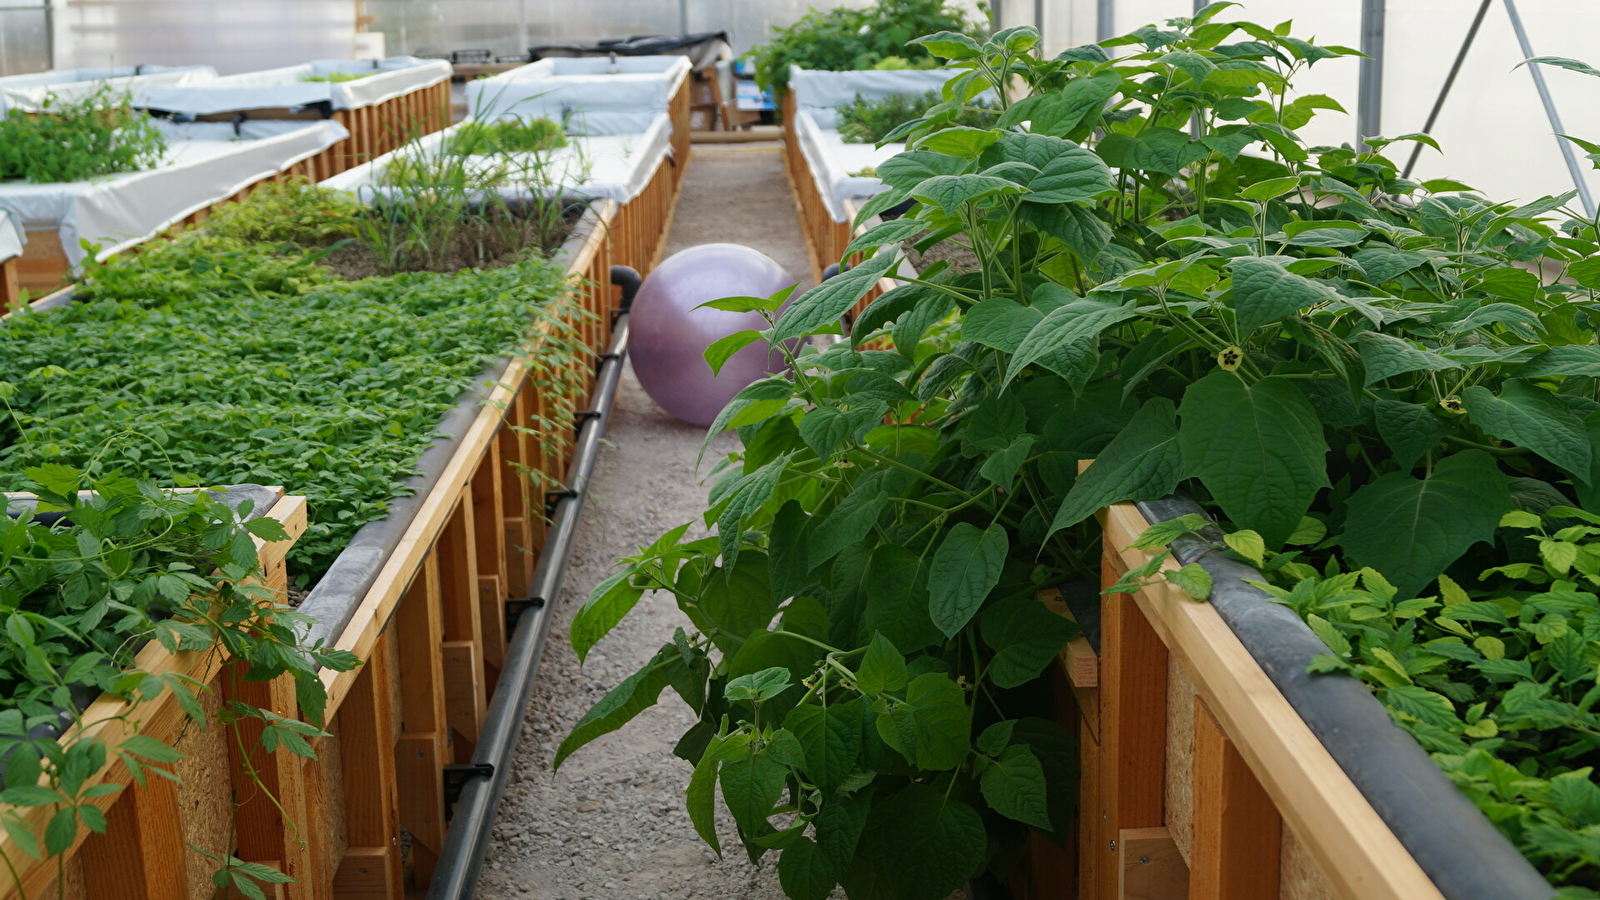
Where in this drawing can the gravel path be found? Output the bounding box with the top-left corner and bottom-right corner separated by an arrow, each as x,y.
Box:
474,146 -> 816,900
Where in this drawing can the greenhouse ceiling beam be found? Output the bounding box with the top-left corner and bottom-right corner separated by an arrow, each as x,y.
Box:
1502,0 -> 1595,217
1402,0 -> 1491,179
1357,0 -> 1384,151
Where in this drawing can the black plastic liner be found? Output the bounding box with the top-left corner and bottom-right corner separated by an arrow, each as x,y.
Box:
1133,497 -> 1554,900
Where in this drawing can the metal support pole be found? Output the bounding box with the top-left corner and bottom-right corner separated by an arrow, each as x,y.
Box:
1503,0 -> 1596,217
1402,0 -> 1490,179
1357,0 -> 1385,150
678,0 -> 688,36
1097,0 -> 1113,43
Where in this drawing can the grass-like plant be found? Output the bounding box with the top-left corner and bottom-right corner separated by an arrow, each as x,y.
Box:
0,85 -> 166,184
446,116 -> 568,155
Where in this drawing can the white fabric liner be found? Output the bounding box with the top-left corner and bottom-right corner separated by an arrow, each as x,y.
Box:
131,57 -> 452,115
0,210 -> 21,266
0,65 -> 216,114
789,66 -> 958,130
464,56 -> 690,135
321,112 -> 672,206
0,120 -> 348,269
793,109 -> 902,224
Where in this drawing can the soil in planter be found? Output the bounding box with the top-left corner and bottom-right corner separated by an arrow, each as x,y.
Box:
473,147 -> 969,900
319,204 -> 581,280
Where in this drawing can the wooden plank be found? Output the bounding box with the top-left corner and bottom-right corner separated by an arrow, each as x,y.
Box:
77,775 -> 187,900
339,632 -> 404,897
333,846 -> 397,898
1101,502 -> 1445,900
437,499 -> 481,644
395,733 -> 444,882
1079,726 -> 1106,900
1119,827 -> 1190,900
499,387 -> 537,599
396,555 -> 447,735
299,749 -> 336,899
442,640 -> 485,746
471,440 -> 508,672
1,257 -> 19,312
1190,696 -> 1280,900
16,229 -> 69,294
224,671 -> 313,900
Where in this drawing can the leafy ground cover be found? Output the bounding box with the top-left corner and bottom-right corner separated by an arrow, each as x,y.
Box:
563,7 -> 1600,898
838,91 -> 994,144
446,116 -> 568,155
750,0 -> 980,96
0,86 -> 166,184
0,182 -> 587,580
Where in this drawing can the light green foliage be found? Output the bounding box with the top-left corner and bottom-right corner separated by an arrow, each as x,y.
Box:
560,8 -> 1600,896
446,117 -> 568,155
298,71 -> 372,83
838,90 -> 995,144
0,86 -> 166,183
750,0 -> 980,95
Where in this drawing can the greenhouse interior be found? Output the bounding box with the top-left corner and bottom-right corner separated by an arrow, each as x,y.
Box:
2,1 -> 1600,899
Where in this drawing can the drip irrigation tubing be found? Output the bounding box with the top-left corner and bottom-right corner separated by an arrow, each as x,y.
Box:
424,264 -> 640,900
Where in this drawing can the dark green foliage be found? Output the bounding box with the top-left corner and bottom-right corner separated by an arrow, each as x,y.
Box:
838,90 -> 995,144
750,0 -> 980,96
199,179 -> 365,247
563,8 -> 1600,896
0,86 -> 166,184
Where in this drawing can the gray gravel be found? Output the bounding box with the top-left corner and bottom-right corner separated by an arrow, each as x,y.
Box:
475,146 -> 816,900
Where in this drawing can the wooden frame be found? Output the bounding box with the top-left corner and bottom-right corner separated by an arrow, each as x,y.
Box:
1,253 -> 20,312
1031,501 -> 1452,900
0,189 -> 660,898
326,80 -> 452,176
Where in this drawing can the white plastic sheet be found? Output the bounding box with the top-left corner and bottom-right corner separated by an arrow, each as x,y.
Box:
793,109 -> 901,223
131,57 -> 452,116
789,65 -> 957,130
322,114 -> 672,206
0,65 -> 216,114
464,56 -> 691,135
0,120 -> 348,269
0,210 -> 21,266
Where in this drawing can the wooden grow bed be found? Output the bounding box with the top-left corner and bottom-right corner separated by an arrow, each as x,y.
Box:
323,79 -> 451,177
0,206 -> 622,900
1021,498 -> 1545,900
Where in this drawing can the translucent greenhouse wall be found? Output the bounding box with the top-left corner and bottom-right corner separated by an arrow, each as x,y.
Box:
0,1 -> 49,76
994,0 -> 1600,211
55,0 -> 358,75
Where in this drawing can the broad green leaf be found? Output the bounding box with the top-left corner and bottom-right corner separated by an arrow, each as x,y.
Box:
1165,562 -> 1213,599
1477,268 -> 1541,301
785,698 -> 864,789
1223,530 -> 1266,566
1228,257 -> 1341,332
1373,399 -> 1448,470
875,673 -> 971,770
808,488 -> 889,569
1019,202 -> 1111,262
910,174 -> 1027,215
860,544 -> 944,651
1520,346 -> 1600,377
964,298 -> 1041,353
1382,685 -> 1460,728
1239,176 -> 1299,201
570,570 -> 645,662
964,392 -> 1028,453
726,666 -> 792,702
1096,127 -> 1206,176
778,838 -> 835,900
979,745 -> 1052,830
980,436 -> 1035,488
715,456 -> 791,570
859,784 -> 986,900
720,744 -> 788,837
774,250 -> 899,342
1462,382 -> 1591,481
687,737 -> 727,855
1178,373 -> 1329,547
998,72 -> 1120,136
1006,299 -> 1139,387
928,523 -> 1009,637
982,136 -> 1114,204
1160,49 -> 1217,87
1050,398 -> 1184,534
1568,257 -> 1600,290
910,30 -> 981,60
554,645 -> 679,769
1357,332 -> 1461,386
844,219 -> 925,257
697,553 -> 778,652
1353,247 -> 1429,284
875,151 -> 969,192
917,126 -> 1001,158
704,330 -> 765,377
1342,451 -> 1511,599
798,404 -> 883,459
980,593 -> 1078,688
856,632 -> 909,695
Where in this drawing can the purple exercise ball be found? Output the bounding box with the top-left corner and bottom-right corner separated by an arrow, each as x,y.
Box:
630,243 -> 797,426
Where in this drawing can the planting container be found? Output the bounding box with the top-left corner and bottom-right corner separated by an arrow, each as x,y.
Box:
0,64 -> 215,114
0,199 -> 633,900
0,210 -> 19,311
1026,495 -> 1559,900
0,119 -> 348,298
133,57 -> 454,176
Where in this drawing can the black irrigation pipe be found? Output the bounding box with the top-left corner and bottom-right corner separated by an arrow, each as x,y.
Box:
424,266 -> 638,900
1134,497 -> 1555,900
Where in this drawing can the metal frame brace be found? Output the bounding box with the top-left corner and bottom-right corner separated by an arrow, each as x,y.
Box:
442,763 -> 495,818
504,595 -> 547,633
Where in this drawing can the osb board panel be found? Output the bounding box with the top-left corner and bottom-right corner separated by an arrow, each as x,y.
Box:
1165,662 -> 1196,864
1281,820 -> 1336,900
320,722 -> 351,879
35,852 -> 87,900
175,674 -> 235,900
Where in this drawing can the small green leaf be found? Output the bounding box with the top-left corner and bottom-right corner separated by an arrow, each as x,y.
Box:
856,632 -> 909,695
1222,530 -> 1266,567
928,523 -> 1009,638
1228,257 -> 1341,332
704,330 -> 765,377
1165,563 -> 1213,599
979,745 -> 1053,830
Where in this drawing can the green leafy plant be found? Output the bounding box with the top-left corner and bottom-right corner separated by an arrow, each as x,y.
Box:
445,117 -> 568,155
0,466 -> 358,899
566,6 -> 1600,896
751,0 -> 981,96
299,71 -> 372,83
0,86 -> 166,184
838,90 -> 995,144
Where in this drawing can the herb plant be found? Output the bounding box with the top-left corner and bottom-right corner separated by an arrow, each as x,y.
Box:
750,0 -> 981,96
0,466 -> 358,898
446,117 -> 568,155
838,90 -> 995,144
0,86 -> 166,184
564,7 -> 1600,896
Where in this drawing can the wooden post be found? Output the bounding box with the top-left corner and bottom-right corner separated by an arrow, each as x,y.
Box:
500,387 -> 540,600
394,555 -> 448,886
472,443 -> 509,680
335,632 -> 404,898
224,670 -> 313,900
1190,697 -> 1281,900
78,777 -> 188,900
1,257 -> 21,312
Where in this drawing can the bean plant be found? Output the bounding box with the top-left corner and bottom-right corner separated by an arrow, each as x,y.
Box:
750,0 -> 980,96
564,6 -> 1600,897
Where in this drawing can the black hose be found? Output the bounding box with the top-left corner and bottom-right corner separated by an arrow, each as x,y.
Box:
422,303 -> 631,900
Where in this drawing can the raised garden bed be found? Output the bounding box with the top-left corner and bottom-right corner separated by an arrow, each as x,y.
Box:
0,209 -> 19,310
0,64 -> 214,114
132,57 -> 454,177
0,119 -> 346,298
